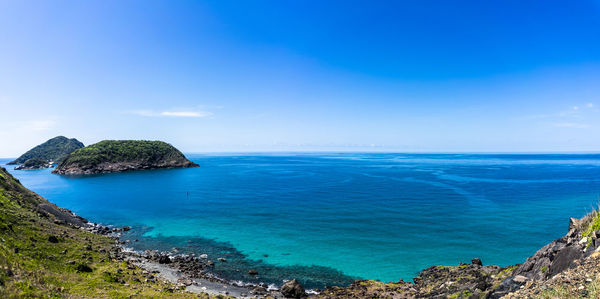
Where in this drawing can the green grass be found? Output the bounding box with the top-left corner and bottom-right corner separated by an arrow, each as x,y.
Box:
536,277 -> 600,299
537,286 -> 572,299
581,211 -> 600,247
448,290 -> 472,299
0,166 -> 216,298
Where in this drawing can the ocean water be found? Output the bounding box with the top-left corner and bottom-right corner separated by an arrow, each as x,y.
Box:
2,153 -> 600,289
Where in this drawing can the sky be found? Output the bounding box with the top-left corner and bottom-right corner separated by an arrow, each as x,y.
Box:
1,0 -> 600,156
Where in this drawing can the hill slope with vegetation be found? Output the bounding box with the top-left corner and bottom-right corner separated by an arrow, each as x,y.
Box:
8,136 -> 84,168
0,167 -> 208,298
53,140 -> 198,175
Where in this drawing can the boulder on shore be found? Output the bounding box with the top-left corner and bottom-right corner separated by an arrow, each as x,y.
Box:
281,279 -> 306,298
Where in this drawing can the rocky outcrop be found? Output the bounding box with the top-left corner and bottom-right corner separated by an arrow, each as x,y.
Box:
53,140 -> 198,175
490,213 -> 598,298
415,263 -> 508,298
281,279 -> 307,298
503,252 -> 600,298
319,259 -> 515,298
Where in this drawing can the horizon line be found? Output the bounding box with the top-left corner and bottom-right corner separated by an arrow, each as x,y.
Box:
3,150 -> 600,160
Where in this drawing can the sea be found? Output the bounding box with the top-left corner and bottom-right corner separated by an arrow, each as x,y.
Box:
2,153 -> 600,289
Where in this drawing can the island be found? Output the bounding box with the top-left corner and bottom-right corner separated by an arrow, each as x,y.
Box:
8,136 -> 84,170
52,140 -> 199,175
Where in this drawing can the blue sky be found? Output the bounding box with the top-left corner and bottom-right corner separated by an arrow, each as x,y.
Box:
1,0 -> 600,156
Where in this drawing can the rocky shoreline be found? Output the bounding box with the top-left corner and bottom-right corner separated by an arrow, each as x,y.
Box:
78,221 -> 295,298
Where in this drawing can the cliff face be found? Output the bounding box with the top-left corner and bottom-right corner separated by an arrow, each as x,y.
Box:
52,140 -> 199,175
8,136 -> 84,168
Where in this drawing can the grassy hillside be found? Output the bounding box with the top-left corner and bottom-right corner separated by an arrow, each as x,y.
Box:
0,167 -> 208,298
8,136 -> 84,165
55,140 -> 197,173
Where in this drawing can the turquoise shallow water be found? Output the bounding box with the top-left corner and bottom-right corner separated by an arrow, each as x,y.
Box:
2,153 -> 600,288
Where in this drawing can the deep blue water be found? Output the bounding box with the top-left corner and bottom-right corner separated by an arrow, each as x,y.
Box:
2,153 -> 600,288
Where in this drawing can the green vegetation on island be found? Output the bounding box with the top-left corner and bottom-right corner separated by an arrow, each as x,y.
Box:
53,140 -> 198,175
8,136 -> 84,169
0,167 -> 207,298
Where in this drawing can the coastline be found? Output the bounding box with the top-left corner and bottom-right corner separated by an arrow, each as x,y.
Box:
82,210 -> 600,298
81,222 -> 285,298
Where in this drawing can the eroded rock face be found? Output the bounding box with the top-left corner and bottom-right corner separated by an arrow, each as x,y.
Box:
280,279 -> 307,298
550,246 -> 583,277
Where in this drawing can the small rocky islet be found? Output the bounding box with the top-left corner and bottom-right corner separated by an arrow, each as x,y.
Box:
52,140 -> 199,175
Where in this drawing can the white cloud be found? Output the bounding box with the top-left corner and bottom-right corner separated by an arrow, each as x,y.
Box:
128,109 -> 212,118
587,103 -> 594,108
554,122 -> 590,129
160,111 -> 211,117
